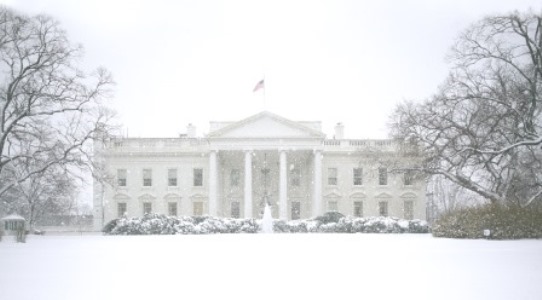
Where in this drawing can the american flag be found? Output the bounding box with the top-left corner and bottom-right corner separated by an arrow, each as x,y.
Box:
253,79 -> 264,92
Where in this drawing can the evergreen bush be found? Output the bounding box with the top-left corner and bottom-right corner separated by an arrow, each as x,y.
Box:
314,211 -> 345,224
432,204 -> 542,239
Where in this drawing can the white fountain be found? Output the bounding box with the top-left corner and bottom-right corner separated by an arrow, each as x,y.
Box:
261,204 -> 274,233
260,153 -> 274,233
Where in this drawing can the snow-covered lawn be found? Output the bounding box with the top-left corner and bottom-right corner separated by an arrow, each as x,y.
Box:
1,234 -> 541,300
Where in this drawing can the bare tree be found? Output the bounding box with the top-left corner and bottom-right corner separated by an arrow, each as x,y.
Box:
391,11 -> 542,207
3,163 -> 77,229
0,6 -> 115,200
427,175 -> 484,219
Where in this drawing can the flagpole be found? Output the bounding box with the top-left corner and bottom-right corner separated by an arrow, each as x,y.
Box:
263,74 -> 266,111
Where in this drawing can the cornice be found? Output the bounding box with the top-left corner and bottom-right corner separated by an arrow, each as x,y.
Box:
207,111 -> 326,138
105,151 -> 207,158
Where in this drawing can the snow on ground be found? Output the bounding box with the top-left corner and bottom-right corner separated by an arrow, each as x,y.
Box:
1,234 -> 541,300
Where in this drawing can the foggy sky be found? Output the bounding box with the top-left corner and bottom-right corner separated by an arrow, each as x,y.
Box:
3,0 -> 541,139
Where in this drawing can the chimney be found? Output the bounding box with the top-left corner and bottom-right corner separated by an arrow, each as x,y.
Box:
334,122 -> 344,140
186,123 -> 196,138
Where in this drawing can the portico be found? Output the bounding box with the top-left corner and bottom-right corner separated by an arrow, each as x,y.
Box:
207,148 -> 323,219
206,112 -> 325,219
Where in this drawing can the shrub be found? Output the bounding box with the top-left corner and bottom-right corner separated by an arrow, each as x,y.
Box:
363,217 -> 392,233
286,220 -> 308,233
432,204 -> 542,239
239,219 -> 259,233
102,219 -> 119,234
104,214 -> 430,235
408,219 -> 429,233
314,212 -> 345,224
320,222 -> 338,232
272,220 -> 290,233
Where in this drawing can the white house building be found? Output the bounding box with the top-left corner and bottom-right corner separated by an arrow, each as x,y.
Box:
93,111 -> 425,230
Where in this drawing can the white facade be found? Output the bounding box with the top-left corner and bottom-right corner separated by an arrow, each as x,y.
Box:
93,112 -> 425,230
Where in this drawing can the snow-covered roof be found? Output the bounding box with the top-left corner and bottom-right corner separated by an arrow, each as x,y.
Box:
1,214 -> 25,221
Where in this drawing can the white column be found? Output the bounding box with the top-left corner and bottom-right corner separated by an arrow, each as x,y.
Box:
312,150 -> 322,217
209,150 -> 218,216
279,150 -> 288,220
244,151 -> 253,218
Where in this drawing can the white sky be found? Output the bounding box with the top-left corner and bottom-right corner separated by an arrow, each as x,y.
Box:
3,0 -> 542,139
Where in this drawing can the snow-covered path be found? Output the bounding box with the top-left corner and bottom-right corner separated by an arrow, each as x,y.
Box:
1,234 -> 541,300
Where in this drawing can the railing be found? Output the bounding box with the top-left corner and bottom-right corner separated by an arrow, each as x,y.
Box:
323,139 -> 398,151
107,137 -> 406,153
374,140 -> 392,146
107,138 -> 208,152
349,140 -> 367,146
324,140 -> 340,146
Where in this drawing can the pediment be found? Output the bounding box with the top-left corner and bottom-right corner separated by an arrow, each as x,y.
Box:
375,192 -> 393,199
400,192 -> 417,198
324,191 -> 342,198
113,193 -> 131,200
207,111 -> 325,139
164,193 -> 182,200
138,193 -> 156,200
349,192 -> 367,198
190,193 -> 207,199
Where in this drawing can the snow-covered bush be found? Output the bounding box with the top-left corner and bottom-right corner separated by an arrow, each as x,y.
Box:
409,219 -> 430,234
363,217 -> 397,233
103,214 -> 430,235
314,211 -> 345,224
305,220 -> 321,232
336,217 -> 353,233
240,219 -> 260,233
319,222 -> 338,233
102,219 -> 119,233
272,220 -> 289,233
286,220 -> 309,233
175,220 -> 196,234
432,204 -> 542,239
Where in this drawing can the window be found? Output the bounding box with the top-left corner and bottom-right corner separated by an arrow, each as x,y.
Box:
118,203 -> 127,217
117,169 -> 127,187
328,168 -> 338,185
353,168 -> 363,186
290,169 -> 301,187
354,201 -> 363,217
261,168 -> 270,182
231,201 -> 240,218
404,201 -> 414,220
328,201 -> 338,212
143,202 -> 152,215
378,168 -> 388,185
379,201 -> 388,217
193,168 -> 203,186
230,169 -> 240,187
168,168 -> 177,186
193,202 -> 203,216
291,202 -> 301,220
404,170 -> 414,186
143,169 -> 152,186
168,202 -> 178,216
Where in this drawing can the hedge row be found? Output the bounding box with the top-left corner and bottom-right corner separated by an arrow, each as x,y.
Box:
432,204 -> 542,239
103,213 -> 429,235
